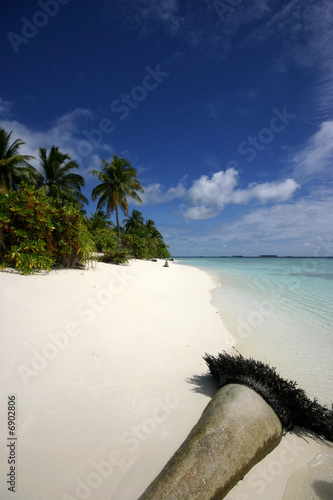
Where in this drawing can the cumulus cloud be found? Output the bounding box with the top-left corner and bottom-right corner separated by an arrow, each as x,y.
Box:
182,169 -> 299,220
141,167 -> 299,220
141,178 -> 187,204
232,179 -> 300,204
180,205 -> 220,221
186,168 -> 238,210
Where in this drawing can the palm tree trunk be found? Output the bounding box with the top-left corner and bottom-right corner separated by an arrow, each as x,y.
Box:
115,205 -> 121,247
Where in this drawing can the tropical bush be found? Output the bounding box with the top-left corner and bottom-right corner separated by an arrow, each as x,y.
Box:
99,250 -> 128,265
121,232 -> 170,260
85,208 -> 171,261
0,185 -> 94,274
93,227 -> 119,253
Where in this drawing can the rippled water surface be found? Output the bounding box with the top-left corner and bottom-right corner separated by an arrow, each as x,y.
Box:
177,258 -> 333,405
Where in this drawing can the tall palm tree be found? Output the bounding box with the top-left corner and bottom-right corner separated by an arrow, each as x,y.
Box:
0,128 -> 38,193
38,146 -> 88,208
90,155 -> 144,239
123,209 -> 145,234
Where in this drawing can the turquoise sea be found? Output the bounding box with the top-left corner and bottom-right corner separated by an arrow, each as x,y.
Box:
177,258 -> 333,407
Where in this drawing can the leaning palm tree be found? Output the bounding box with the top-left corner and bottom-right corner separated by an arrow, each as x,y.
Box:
0,128 -> 38,193
90,155 -> 144,239
123,209 -> 145,234
38,146 -> 88,208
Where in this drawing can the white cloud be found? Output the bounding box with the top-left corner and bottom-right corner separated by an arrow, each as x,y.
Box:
52,108 -> 93,134
182,169 -> 299,220
141,178 -> 187,204
242,2 -> 333,122
180,205 -> 219,221
154,0 -> 182,34
293,120 -> 333,178
187,168 -> 238,208
140,167 -> 300,220
225,197 -> 333,251
168,196 -> 333,257
0,107 -> 113,180
0,96 -> 11,116
232,179 -> 300,204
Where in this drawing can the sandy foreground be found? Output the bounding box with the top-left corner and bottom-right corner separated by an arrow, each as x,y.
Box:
0,259 -> 332,500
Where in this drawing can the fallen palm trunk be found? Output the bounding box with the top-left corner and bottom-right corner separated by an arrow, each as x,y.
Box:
139,384 -> 283,500
204,352 -> 333,441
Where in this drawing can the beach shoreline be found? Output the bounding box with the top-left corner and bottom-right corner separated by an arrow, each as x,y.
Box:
180,258 -> 333,500
0,259 -> 331,500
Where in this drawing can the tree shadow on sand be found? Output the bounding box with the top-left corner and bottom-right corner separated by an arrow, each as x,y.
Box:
185,373 -> 219,398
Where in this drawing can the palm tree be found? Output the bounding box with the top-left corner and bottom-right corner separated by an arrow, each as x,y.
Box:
123,209 -> 145,234
38,146 -> 88,208
87,210 -> 113,233
0,128 -> 38,193
90,155 -> 144,239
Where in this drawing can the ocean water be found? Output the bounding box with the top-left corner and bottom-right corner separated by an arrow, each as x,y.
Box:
177,258 -> 333,407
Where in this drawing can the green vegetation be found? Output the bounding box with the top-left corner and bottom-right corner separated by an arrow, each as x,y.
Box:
121,210 -> 170,259
0,128 -> 39,193
0,128 -> 170,273
90,155 -> 144,239
0,185 -> 94,274
38,146 -> 88,209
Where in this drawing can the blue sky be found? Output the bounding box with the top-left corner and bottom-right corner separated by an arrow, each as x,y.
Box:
1,0 -> 333,256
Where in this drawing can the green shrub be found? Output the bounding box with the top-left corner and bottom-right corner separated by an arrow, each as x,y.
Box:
0,185 -> 94,274
119,233 -> 170,260
93,227 -> 119,253
99,250 -> 128,265
155,240 -> 171,258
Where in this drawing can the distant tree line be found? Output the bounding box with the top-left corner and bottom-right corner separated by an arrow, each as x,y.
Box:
0,128 -> 170,274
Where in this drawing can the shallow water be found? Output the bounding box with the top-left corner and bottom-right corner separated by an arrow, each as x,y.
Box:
177,258 -> 333,406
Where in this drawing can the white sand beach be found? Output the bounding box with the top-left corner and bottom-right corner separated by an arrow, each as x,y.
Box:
0,260 -> 332,500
